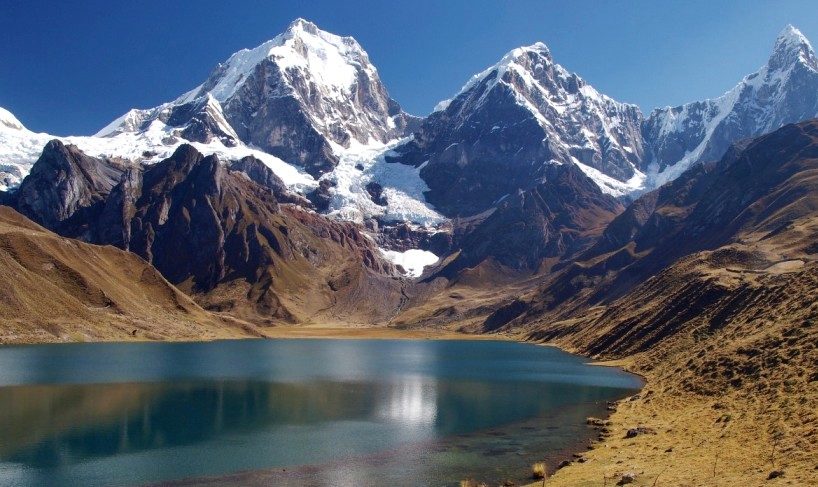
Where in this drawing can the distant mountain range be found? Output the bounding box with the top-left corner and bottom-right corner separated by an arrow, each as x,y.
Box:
2,18 -> 818,306
3,19 -> 818,482
2,21 -> 817,223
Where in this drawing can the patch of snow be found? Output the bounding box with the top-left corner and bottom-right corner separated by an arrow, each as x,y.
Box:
0,107 -> 25,131
433,98 -> 452,112
95,108 -> 154,137
0,111 -> 53,190
380,248 -> 439,278
322,138 -> 444,225
571,157 -> 646,197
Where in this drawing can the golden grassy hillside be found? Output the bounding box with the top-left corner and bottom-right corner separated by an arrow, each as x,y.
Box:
524,245 -> 818,486
0,206 -> 258,344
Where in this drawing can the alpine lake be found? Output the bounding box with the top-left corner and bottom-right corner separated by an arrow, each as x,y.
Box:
0,339 -> 642,486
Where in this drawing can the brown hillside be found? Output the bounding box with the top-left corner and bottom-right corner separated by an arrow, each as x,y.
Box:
7,143 -> 406,326
0,206 -> 257,344
512,121 -> 818,485
525,246 -> 818,485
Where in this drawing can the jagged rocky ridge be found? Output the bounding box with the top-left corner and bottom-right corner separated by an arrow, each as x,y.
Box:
3,23 -> 818,230
643,25 -> 818,187
7,142 -> 404,324
97,18 -> 419,178
95,22 -> 818,224
477,118 -> 818,330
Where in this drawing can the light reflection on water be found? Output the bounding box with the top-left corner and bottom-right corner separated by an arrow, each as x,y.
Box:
0,339 -> 642,486
377,374 -> 438,427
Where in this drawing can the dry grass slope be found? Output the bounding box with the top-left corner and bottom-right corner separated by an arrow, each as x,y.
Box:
525,253 -> 818,485
0,206 -> 258,344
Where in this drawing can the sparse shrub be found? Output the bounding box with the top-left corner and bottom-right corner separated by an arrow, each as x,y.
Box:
532,462 -> 547,479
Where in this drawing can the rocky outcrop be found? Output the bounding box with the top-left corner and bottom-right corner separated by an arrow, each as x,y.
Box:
228,155 -> 310,206
12,140 -> 129,231
306,179 -> 334,212
12,143 -> 403,324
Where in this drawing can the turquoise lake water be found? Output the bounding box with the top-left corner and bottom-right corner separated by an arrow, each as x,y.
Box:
0,339 -> 642,486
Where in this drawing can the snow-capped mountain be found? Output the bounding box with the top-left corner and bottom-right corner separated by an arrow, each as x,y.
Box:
3,21 -> 818,230
642,25 -> 818,187
391,42 -> 645,216
98,18 -> 419,177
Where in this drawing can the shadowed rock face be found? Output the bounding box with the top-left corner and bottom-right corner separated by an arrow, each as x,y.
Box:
389,44 -> 643,217
510,118 -> 818,331
434,162 -> 623,276
12,140 -> 128,231
9,143 -> 402,324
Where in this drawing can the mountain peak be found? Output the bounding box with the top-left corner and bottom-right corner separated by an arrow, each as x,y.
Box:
287,17 -> 320,35
769,24 -> 817,71
523,41 -> 551,55
500,42 -> 553,68
776,24 -> 809,48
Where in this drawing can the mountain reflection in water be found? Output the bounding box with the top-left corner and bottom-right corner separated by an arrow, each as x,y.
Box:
0,339 -> 642,486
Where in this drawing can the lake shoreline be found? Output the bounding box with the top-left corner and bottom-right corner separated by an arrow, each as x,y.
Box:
0,336 -> 642,487
0,325 -> 649,486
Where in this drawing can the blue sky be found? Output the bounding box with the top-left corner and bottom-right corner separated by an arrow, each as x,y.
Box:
1,0 -> 816,135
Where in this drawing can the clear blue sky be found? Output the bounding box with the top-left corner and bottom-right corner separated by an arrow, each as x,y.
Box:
1,0 -> 817,135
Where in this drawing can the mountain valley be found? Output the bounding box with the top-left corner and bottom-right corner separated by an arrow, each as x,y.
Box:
1,17 -> 818,485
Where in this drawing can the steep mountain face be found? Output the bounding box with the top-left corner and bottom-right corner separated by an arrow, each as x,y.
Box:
600,120 -> 818,294
434,162 -> 623,276
98,19 -> 419,178
486,118 -> 818,329
5,23 -> 818,234
7,144 -> 403,324
0,206 -> 254,344
391,42 -> 644,216
643,25 -> 818,187
12,140 -> 129,232
520,123 -> 818,486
